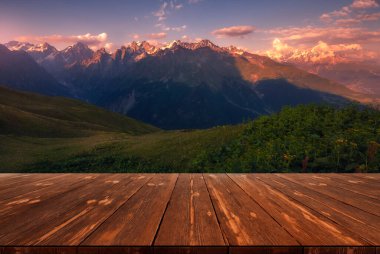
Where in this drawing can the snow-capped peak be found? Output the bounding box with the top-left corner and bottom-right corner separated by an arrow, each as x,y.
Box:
5,41 -> 35,51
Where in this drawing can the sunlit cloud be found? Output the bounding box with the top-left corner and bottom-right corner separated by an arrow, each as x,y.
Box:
321,0 -> 379,23
351,0 -> 379,9
212,25 -> 255,38
153,2 -> 168,21
147,32 -> 167,39
130,32 -> 168,41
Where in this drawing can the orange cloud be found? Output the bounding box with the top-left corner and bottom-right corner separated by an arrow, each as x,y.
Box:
212,25 -> 255,38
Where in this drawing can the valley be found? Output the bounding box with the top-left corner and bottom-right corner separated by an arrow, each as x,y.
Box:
0,86 -> 378,173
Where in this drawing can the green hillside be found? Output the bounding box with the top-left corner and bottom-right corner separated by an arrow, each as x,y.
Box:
0,86 -> 379,173
0,85 -> 158,137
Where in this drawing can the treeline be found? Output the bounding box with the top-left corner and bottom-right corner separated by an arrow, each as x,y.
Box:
27,104 -> 380,173
192,104 -> 380,172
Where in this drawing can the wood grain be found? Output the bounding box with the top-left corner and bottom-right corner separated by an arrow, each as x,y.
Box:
228,174 -> 369,245
203,174 -> 298,246
154,174 -> 226,246
277,174 -> 380,216
255,174 -> 380,245
0,173 -> 378,251
82,174 -> 178,246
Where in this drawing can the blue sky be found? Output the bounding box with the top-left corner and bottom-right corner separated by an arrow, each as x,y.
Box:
1,0 -> 379,60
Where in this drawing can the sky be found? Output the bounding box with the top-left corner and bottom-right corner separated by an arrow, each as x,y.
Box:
0,0 -> 380,62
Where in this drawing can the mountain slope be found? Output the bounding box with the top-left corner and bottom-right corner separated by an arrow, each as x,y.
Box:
4,40 -> 361,129
0,86 -> 159,137
0,45 -> 69,96
93,41 -> 352,129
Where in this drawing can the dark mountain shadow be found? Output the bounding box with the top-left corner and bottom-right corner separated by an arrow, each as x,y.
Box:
0,45 -> 69,96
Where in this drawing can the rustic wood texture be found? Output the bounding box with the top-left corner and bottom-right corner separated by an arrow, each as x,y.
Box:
0,173 -> 378,254
154,174 -> 226,246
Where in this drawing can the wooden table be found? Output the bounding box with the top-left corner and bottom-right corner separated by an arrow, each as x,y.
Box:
0,173 -> 379,254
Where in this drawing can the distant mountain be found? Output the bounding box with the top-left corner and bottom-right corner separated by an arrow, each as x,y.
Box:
4,39 -> 361,129
295,61 -> 380,97
264,42 -> 380,98
0,45 -> 69,96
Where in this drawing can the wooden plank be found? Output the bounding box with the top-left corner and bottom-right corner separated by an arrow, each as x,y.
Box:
1,247 -> 77,254
304,174 -> 380,199
304,247 -> 376,254
255,174 -> 380,245
278,174 -> 380,217
154,246 -> 228,254
203,174 -> 298,246
228,174 -> 368,245
154,174 -> 226,246
0,174 -> 99,216
0,174 -> 61,192
328,174 -> 380,198
353,174 -> 380,182
82,174 -> 178,246
229,246 -> 302,254
35,174 -> 152,245
0,174 -> 137,245
0,174 -> 72,201
77,246 -> 152,254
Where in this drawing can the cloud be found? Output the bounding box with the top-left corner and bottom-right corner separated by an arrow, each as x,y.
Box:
16,32 -> 109,49
155,23 -> 187,32
147,32 -> 167,39
131,32 -> 168,41
153,2 -> 168,21
188,0 -> 202,3
171,25 -> 187,32
265,38 -> 377,64
351,0 -> 379,9
320,6 -> 351,22
268,26 -> 380,44
335,18 -> 361,26
212,25 -> 255,38
321,0 -> 379,23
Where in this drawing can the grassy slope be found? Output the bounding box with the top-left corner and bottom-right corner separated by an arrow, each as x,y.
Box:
0,86 -> 243,172
0,126 -> 243,172
0,85 -> 158,137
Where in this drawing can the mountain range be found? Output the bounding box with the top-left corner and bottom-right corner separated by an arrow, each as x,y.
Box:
2,39 -> 368,129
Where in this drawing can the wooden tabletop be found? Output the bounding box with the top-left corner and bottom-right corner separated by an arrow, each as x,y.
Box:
0,173 -> 379,254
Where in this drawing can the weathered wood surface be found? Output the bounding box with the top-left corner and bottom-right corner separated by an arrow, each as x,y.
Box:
0,173 -> 378,254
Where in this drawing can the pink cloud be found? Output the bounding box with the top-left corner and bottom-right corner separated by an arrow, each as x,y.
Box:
351,0 -> 379,9
320,0 -> 379,23
147,32 -> 167,39
212,25 -> 255,38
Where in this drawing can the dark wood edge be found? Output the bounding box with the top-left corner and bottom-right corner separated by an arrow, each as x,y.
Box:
0,246 -> 378,254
